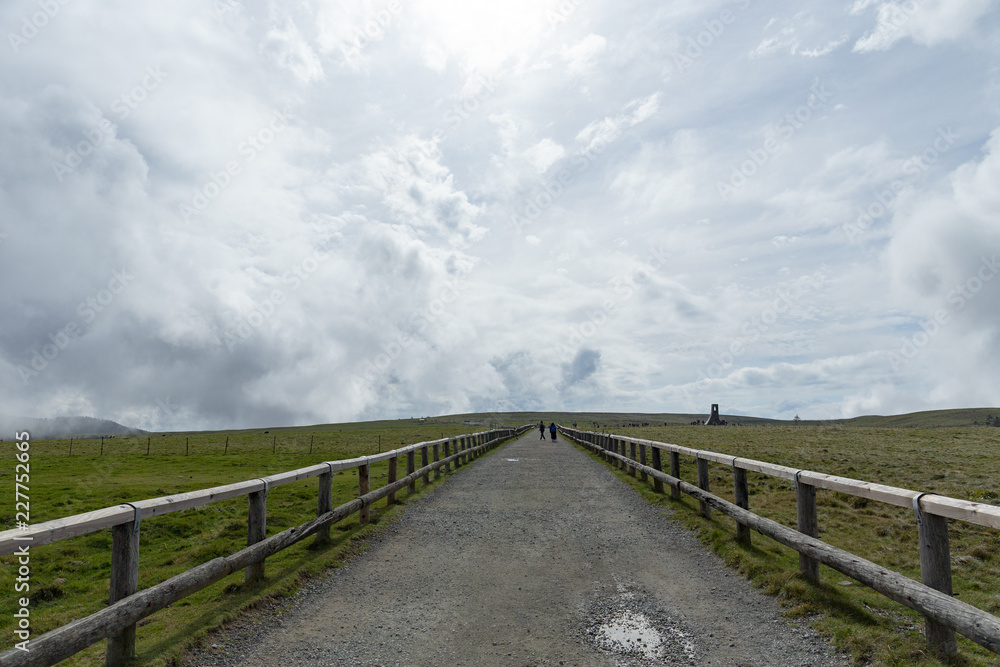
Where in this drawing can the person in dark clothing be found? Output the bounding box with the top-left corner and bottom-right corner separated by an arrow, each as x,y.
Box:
549,422 -> 557,441
539,420 -> 545,440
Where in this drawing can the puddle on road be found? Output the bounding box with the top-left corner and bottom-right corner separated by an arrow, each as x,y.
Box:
583,582 -> 697,665
595,609 -> 663,659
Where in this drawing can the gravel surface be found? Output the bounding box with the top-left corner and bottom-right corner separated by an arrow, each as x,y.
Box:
184,433 -> 852,666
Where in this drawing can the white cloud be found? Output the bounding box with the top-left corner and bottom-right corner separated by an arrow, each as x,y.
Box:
560,34 -> 608,75
260,17 -> 325,84
853,0 -> 994,52
1,0 -> 999,428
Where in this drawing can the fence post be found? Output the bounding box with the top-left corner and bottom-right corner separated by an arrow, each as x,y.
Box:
407,451 -> 416,493
315,467 -> 333,546
387,456 -> 398,506
444,440 -> 451,473
733,466 -> 751,547
246,489 -> 267,584
629,442 -> 637,477
107,518 -> 139,666
796,478 -> 819,583
670,452 -> 681,500
697,456 -> 711,519
651,447 -> 664,494
918,510 -> 957,657
638,444 -> 648,483
359,464 -> 370,525
433,443 -> 440,480
420,446 -> 430,484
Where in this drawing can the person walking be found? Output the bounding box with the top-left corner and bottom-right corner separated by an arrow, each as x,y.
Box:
549,422 -> 557,441
539,420 -> 545,440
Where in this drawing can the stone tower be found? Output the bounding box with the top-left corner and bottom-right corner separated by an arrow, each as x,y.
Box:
705,404 -> 723,426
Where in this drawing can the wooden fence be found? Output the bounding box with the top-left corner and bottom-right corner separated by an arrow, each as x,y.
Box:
0,425 -> 531,667
559,426 -> 1000,659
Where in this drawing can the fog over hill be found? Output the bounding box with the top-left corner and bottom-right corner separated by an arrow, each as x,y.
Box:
0,415 -> 141,439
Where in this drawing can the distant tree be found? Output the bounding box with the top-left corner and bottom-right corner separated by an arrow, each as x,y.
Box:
793,414 -> 801,423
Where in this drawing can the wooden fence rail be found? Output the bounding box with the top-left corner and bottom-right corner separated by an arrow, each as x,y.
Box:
560,426 -> 1000,659
0,426 -> 531,667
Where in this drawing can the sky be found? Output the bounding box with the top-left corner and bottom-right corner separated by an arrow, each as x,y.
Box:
1,0 -> 999,431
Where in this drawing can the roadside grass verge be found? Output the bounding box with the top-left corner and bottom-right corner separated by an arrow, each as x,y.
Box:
568,425 -> 1000,666
0,422 -> 509,666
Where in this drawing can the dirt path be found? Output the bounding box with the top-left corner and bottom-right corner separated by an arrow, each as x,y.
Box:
187,432 -> 851,666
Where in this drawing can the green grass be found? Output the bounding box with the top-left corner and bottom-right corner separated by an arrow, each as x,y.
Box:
570,424 -> 1000,666
0,419 -> 518,666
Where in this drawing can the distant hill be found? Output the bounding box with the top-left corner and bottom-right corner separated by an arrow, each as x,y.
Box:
419,408 -> 1000,430
5,407 -> 998,442
0,415 -> 143,440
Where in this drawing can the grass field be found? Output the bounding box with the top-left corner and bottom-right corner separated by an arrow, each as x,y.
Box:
3,411 -> 1000,665
0,418 -> 518,666
573,423 -> 1000,666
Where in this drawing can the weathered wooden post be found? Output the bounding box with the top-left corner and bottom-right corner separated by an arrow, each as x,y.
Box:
246,487 -> 267,584
315,465 -> 333,545
359,464 -> 370,525
638,444 -> 648,483
406,450 -> 416,494
670,451 -> 681,500
387,456 -> 398,506
795,474 -> 818,583
650,447 -> 664,494
917,504 -> 957,657
443,440 -> 452,473
628,442 -> 637,477
697,455 -> 711,519
420,446 -> 430,484
107,514 -> 139,665
433,443 -> 440,480
733,464 -> 751,547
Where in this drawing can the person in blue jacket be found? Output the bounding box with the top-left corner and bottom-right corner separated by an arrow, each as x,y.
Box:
549,422 -> 557,441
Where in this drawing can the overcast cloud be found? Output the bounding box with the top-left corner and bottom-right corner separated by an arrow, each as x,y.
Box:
1,0 -> 998,430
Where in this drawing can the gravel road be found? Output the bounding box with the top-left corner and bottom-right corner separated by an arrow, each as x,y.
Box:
185,432 -> 852,666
